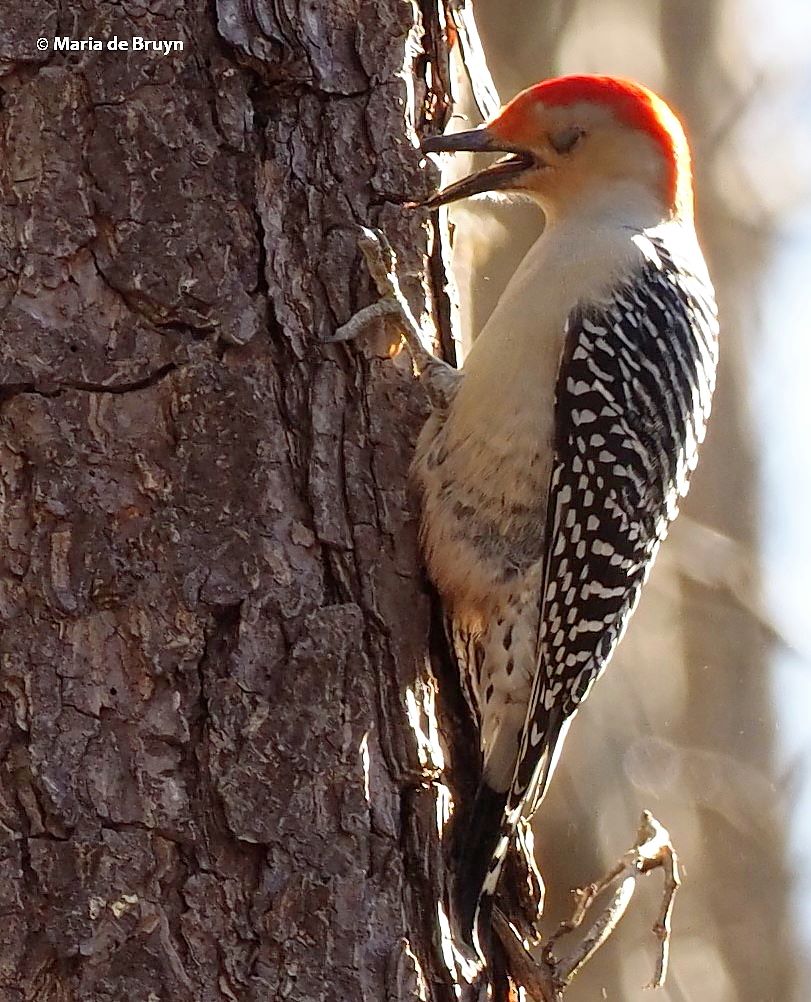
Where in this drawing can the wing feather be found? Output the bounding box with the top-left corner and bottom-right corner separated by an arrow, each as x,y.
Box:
506,232 -> 719,819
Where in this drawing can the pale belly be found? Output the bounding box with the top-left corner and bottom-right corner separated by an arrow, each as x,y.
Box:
448,569 -> 542,792
413,409 -> 549,792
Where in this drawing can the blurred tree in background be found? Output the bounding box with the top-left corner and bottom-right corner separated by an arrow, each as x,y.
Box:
440,1 -> 807,999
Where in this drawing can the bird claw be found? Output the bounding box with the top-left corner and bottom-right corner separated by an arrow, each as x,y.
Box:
328,297 -> 403,344
325,226 -> 425,355
356,225 -> 397,281
327,225 -> 462,409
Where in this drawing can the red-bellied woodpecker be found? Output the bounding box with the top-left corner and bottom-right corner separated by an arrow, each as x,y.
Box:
332,73 -> 718,970
413,75 -> 719,951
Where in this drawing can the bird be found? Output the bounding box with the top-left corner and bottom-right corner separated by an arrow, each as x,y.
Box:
411,75 -> 719,954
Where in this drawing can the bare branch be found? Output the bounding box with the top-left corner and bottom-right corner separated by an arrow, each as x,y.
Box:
493,910 -> 560,1002
494,812 -> 681,1000
555,875 -> 637,983
647,837 -> 680,988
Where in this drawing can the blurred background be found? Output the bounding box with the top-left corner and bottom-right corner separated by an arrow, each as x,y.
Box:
439,1 -> 811,998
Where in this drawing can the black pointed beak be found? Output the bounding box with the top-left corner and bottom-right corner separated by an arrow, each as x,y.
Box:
420,127 -> 536,208
421,126 -> 498,155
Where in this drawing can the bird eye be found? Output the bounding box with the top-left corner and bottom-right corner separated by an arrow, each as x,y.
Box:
549,126 -> 584,155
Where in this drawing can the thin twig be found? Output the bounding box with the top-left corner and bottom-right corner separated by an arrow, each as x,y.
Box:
556,875 -> 637,982
647,839 -> 680,988
494,812 -> 681,1000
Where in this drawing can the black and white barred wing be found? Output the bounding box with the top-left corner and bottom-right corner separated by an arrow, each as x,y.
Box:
509,233 -> 719,819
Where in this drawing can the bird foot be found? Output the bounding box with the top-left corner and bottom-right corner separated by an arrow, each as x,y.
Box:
327,226 -> 460,410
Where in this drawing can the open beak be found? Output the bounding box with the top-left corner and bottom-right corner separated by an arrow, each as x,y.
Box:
420,127 -> 536,208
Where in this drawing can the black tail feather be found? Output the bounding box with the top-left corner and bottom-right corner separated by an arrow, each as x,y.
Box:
455,781 -> 508,942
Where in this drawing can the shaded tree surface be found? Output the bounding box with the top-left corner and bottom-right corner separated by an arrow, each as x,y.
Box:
0,3 -> 471,999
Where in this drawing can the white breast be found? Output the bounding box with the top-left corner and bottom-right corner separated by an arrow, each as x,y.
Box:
412,193 -> 665,620
448,211 -> 649,489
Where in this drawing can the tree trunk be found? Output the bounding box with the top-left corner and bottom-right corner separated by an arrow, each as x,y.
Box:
0,3 -> 466,999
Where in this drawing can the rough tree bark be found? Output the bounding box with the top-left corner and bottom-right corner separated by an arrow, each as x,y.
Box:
0,2 -> 473,999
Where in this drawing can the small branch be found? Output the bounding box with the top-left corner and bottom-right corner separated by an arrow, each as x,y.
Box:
555,875 -> 636,983
648,833 -> 680,989
493,911 -> 560,1002
494,811 -> 681,1001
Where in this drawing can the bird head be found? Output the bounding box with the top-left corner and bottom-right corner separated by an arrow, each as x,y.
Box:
422,75 -> 692,223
